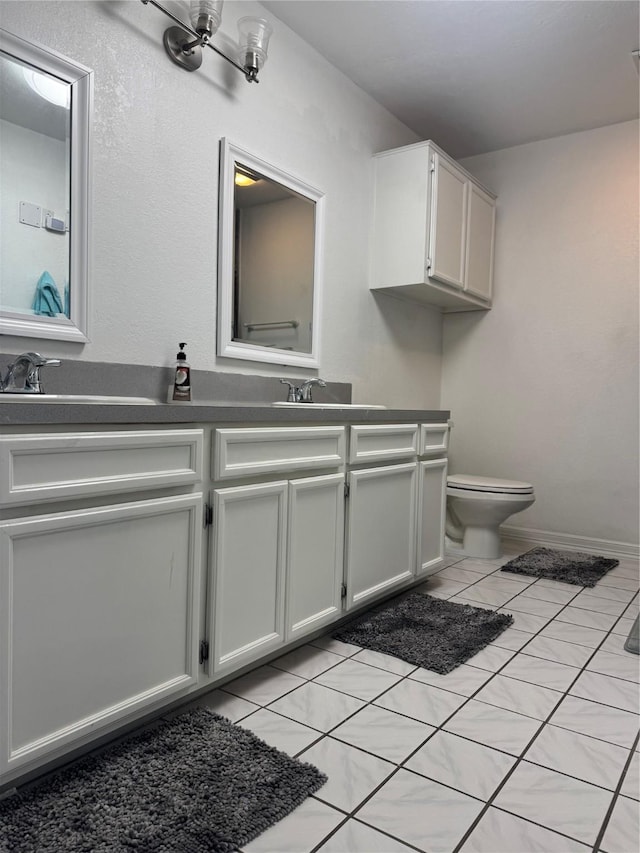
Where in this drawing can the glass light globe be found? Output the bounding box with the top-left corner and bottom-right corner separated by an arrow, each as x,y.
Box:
190,0 -> 223,37
237,17 -> 273,78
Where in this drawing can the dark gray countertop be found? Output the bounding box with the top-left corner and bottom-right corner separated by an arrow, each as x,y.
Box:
0,400 -> 449,427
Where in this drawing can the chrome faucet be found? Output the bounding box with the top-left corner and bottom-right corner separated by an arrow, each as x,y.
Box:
280,377 -> 327,403
1,352 -> 61,393
298,378 -> 326,402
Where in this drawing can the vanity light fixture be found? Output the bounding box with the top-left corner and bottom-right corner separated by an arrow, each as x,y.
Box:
141,0 -> 273,82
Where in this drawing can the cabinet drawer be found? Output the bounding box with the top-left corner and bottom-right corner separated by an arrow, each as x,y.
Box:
0,429 -> 203,506
349,424 -> 418,464
419,423 -> 450,456
213,427 -> 346,480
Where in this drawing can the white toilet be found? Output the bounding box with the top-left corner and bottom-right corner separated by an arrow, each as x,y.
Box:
446,474 -> 535,559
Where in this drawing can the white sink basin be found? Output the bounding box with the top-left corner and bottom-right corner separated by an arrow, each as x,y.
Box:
0,394 -> 158,405
272,402 -> 387,409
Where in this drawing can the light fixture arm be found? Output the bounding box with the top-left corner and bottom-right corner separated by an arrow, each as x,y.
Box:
141,0 -> 258,81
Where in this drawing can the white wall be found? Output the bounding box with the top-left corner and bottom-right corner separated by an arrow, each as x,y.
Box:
442,121 -> 639,548
0,0 -> 443,409
0,119 -> 68,312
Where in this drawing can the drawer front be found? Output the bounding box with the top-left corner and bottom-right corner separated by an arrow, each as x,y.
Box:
214,426 -> 346,480
0,429 -> 203,506
349,424 -> 418,464
419,423 -> 450,456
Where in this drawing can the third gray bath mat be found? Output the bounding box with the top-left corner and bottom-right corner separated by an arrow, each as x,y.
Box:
500,546 -> 618,587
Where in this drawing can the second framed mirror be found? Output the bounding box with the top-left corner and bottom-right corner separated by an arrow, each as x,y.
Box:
217,138 -> 324,368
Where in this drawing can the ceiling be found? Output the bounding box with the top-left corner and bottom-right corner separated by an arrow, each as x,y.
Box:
262,0 -> 640,159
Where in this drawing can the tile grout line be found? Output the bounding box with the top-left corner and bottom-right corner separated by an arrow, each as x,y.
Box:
335,562 -> 637,850
307,815 -> 427,853
270,559 -> 636,851
590,729 -> 640,853
301,571 -> 576,850
448,577 -> 639,852
235,555 -> 638,853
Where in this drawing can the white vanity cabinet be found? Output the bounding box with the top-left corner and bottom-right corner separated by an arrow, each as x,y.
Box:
343,422 -> 449,603
210,479 -> 289,674
344,425 -> 419,607
286,473 -> 345,640
0,429 -> 204,779
209,426 -> 346,674
416,424 -> 450,577
371,140 -> 496,312
0,413 -> 449,788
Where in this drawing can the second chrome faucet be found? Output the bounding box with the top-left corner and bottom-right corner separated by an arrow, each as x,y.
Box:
280,377 -> 326,403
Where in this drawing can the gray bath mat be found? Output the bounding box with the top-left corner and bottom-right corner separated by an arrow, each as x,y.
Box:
0,707 -> 326,853
333,592 -> 513,674
500,546 -> 619,587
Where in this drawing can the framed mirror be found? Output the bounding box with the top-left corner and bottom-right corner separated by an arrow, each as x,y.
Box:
218,138 -> 324,367
0,28 -> 92,342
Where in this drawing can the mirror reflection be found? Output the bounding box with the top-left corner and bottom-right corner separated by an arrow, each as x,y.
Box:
233,165 -> 315,354
0,52 -> 71,319
0,29 -> 91,343
218,138 -> 324,368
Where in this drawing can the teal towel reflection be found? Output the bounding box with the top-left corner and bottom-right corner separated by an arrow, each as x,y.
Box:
32,271 -> 64,316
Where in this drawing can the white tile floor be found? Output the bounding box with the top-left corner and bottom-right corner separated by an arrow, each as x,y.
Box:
194,545 -> 640,853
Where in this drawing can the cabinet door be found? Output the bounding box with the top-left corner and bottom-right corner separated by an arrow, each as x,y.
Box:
286,474 -> 345,641
210,481 -> 287,674
416,459 -> 448,578
0,494 -> 202,777
345,463 -> 417,608
465,183 -> 496,301
371,144 -> 431,290
428,153 -> 468,289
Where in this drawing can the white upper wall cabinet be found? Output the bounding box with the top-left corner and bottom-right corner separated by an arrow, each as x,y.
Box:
464,182 -> 496,302
429,152 -> 468,289
370,141 -> 496,312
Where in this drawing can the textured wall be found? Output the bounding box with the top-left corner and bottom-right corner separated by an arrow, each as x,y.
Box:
443,121 -> 639,546
0,0 -> 442,408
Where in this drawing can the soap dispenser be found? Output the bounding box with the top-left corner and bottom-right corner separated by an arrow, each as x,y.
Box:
171,342 -> 191,402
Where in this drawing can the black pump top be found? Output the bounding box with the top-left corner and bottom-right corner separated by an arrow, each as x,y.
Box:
177,342 -> 187,361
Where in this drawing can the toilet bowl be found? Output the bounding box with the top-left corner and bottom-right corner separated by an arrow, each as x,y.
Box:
446,474 -> 535,559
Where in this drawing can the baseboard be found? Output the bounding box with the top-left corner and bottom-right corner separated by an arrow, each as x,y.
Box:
500,525 -> 640,561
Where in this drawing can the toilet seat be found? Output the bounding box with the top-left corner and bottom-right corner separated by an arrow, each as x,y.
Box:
447,474 -> 534,495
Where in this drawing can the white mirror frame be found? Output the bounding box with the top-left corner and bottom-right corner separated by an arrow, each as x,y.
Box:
217,138 -> 324,368
0,28 -> 92,343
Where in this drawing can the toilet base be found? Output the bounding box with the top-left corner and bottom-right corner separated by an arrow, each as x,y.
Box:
445,526 -> 503,560
462,525 -> 503,559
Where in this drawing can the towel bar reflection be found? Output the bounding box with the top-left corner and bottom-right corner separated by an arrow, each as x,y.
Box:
243,320 -> 299,332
